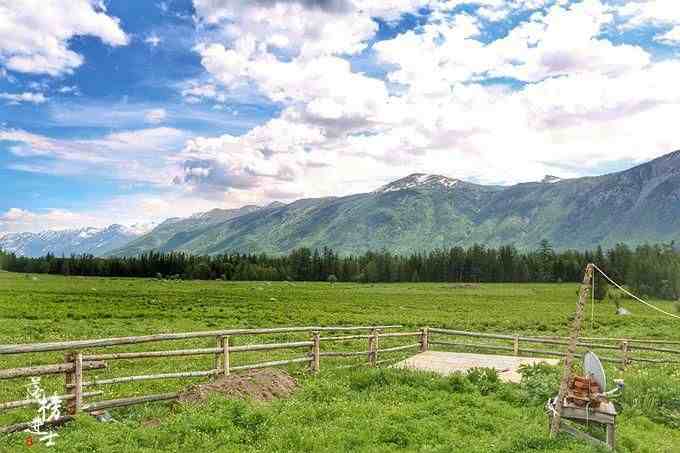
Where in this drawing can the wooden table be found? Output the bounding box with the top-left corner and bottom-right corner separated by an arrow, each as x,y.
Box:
548,399 -> 617,450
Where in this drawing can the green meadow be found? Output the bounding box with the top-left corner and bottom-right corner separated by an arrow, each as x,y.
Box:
0,271 -> 679,452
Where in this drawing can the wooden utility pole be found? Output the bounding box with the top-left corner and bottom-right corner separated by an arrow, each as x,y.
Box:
550,263 -> 594,436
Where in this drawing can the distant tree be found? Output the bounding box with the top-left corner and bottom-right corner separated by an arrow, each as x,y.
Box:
327,274 -> 338,284
537,239 -> 555,282
593,277 -> 608,301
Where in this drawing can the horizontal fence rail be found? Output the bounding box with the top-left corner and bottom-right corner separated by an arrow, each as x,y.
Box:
428,328 -> 680,366
0,324 -> 414,435
1,324 -> 678,436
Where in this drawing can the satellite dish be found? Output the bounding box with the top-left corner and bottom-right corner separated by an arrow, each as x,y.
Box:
583,351 -> 606,392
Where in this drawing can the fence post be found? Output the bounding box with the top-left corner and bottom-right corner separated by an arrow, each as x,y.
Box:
64,352 -> 73,415
220,336 -> 230,376
310,331 -> 320,373
619,340 -> 630,370
65,351 -> 83,415
420,327 -> 429,353
368,329 -> 380,367
513,336 -> 520,356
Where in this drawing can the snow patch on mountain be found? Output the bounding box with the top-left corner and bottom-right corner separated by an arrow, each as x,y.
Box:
0,224 -> 152,257
376,174 -> 460,193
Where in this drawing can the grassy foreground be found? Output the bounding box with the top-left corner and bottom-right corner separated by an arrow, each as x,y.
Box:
0,272 -> 679,452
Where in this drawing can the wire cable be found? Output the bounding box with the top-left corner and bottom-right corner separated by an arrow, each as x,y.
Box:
591,263 -> 680,320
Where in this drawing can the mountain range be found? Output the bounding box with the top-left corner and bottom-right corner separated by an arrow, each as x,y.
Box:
0,224 -> 150,258
3,150 -> 680,257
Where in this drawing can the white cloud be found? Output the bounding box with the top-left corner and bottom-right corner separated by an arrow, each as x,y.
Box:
0,127 -> 190,184
145,33 -> 162,47
180,81 -> 226,103
174,116 -> 326,194
58,85 -> 79,94
0,208 -> 104,234
656,25 -> 680,45
618,0 -> 680,29
144,108 -> 167,124
5,0 -> 680,233
376,0 -> 649,87
0,91 -> 46,104
0,0 -> 129,76
167,0 -> 678,205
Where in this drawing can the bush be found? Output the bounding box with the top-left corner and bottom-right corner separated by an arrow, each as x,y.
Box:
327,274 -> 338,284
517,363 -> 561,405
466,368 -> 501,395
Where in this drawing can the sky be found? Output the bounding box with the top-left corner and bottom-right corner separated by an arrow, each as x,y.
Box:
1,0 -> 680,234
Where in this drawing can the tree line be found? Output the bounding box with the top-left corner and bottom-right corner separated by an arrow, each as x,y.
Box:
1,241 -> 679,300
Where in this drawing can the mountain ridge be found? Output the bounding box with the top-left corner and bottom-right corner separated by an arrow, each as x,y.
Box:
5,150 -> 680,257
0,224 -> 150,258
110,150 -> 678,256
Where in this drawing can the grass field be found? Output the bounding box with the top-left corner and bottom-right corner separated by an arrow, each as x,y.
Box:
1,271 -> 679,452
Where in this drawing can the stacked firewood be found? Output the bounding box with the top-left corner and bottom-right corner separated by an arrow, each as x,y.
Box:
566,375 -> 603,408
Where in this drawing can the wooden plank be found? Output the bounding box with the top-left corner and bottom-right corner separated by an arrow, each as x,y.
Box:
606,423 -> 616,450
561,406 -> 616,424
0,326 -> 401,355
321,335 -> 371,341
377,344 -> 420,353
230,357 -> 311,372
84,347 -> 220,361
429,328 -> 516,341
559,420 -> 609,450
311,331 -> 320,373
420,327 -> 429,353
82,393 -> 178,412
1,416 -> 74,434
82,341 -> 313,361
0,360 -> 106,380
73,351 -> 83,413
0,391 -> 102,411
77,369 -> 219,387
222,336 -> 230,376
541,335 -> 680,346
370,329 -> 379,367
319,350 -> 369,357
378,332 -> 421,338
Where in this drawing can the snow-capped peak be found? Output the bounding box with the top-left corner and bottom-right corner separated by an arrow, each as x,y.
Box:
376,173 -> 460,193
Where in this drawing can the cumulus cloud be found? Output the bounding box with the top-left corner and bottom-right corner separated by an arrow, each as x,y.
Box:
0,0 -> 129,76
0,92 -> 47,104
175,0 -> 680,199
6,0 -> 680,233
173,117 -> 325,194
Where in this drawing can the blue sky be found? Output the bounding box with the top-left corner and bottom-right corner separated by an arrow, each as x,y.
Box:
1,0 -> 680,233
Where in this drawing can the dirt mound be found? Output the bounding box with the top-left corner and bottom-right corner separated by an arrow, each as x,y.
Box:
177,368 -> 298,403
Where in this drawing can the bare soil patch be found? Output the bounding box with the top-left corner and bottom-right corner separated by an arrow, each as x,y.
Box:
176,368 -> 298,403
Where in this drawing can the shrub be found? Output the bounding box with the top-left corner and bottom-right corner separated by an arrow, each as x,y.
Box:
466,368 -> 501,395
517,363 -> 561,405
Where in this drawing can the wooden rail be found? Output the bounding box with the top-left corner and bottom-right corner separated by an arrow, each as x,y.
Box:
2,324 -> 678,436
0,324 -> 412,433
428,328 -> 680,366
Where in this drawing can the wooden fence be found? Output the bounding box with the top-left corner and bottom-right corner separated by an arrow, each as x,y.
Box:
428,328 -> 680,367
1,325 -> 678,434
0,325 -> 421,434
